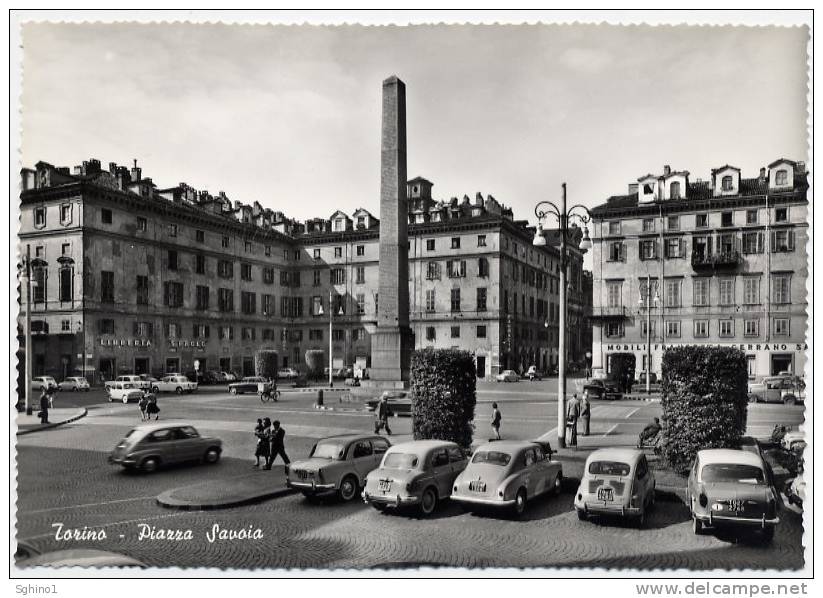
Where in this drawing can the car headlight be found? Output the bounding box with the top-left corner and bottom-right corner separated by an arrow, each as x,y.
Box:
711,503 -> 723,511
316,469 -> 324,483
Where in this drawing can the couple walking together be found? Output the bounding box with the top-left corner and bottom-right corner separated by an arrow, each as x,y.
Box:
254,417 -> 290,472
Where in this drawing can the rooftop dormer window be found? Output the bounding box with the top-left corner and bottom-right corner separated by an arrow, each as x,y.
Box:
775,169 -> 788,186
333,219 -> 344,232
721,176 -> 733,191
670,181 -> 681,199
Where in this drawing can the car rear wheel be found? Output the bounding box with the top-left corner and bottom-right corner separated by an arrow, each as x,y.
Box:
552,473 -> 563,495
576,508 -> 587,521
692,516 -> 704,535
783,395 -> 796,405
203,447 -> 221,464
152,386 -> 159,394
175,387 -> 183,395
371,502 -> 387,512
513,488 -> 527,517
420,487 -> 438,516
140,457 -> 160,473
122,396 -> 129,404
338,475 -> 359,502
636,507 -> 646,528
762,526 -> 775,543
748,394 -> 758,403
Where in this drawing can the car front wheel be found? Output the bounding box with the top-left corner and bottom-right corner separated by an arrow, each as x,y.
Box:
152,386 -> 159,394
203,448 -> 221,464
513,488 -> 527,517
576,508 -> 587,521
762,526 -> 775,543
230,388 -> 238,395
176,387 -> 183,395
141,457 -> 160,473
783,395 -> 796,405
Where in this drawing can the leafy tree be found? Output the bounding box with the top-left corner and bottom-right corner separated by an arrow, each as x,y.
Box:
411,348 -> 476,448
660,346 -> 749,475
305,350 -> 325,380
254,350 -> 279,379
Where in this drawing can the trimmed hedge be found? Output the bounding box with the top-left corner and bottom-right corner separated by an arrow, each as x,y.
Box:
411,348 -> 476,448
305,350 -> 325,380
254,350 -> 279,379
661,346 -> 749,475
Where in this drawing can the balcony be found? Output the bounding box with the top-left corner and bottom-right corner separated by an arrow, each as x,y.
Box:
691,250 -> 741,271
591,306 -> 628,319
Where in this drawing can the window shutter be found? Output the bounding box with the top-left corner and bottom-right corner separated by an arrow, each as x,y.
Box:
460,260 -> 466,276
638,240 -> 644,259
757,232 -> 764,253
788,230 -> 796,251
770,231 -> 777,253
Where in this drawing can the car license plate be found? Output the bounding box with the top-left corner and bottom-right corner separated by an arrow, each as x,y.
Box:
379,479 -> 392,492
728,500 -> 744,513
597,487 -> 614,502
469,480 -> 486,493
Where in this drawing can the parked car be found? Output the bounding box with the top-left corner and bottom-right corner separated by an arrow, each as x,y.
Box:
636,371 -> 658,385
200,370 -> 224,385
222,371 -> 238,382
687,448 -> 780,542
106,382 -> 145,404
228,376 -> 267,395
184,371 -> 205,385
58,376 -> 90,392
362,440 -> 469,515
366,390 -> 411,416
108,422 -> 222,473
292,375 -> 309,388
574,448 -> 656,527
31,376 -> 58,392
780,429 -> 805,452
526,366 -> 544,381
278,367 -> 300,379
583,378 -> 622,400
495,369 -> 520,383
287,434 -> 391,501
748,376 -> 804,404
452,440 -> 562,516
108,375 -> 152,391
344,377 -> 361,387
152,375 -> 197,394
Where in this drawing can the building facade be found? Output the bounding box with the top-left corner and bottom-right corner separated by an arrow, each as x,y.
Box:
589,160 -> 808,381
18,159 -> 588,384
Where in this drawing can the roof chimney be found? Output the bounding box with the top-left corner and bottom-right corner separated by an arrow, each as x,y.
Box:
130,159 -> 141,182
759,167 -> 766,181
663,165 -> 671,176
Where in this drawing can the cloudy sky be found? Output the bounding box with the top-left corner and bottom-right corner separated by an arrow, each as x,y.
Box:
21,23 -> 808,225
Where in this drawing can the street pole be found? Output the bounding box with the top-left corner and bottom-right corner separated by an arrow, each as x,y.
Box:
646,274 -> 651,395
23,245 -> 32,414
558,183 -> 567,449
328,290 -> 333,387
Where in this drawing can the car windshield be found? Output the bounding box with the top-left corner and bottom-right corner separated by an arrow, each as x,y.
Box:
471,451 -> 511,466
701,463 -> 765,484
589,460 -> 631,476
383,452 -> 419,469
311,442 -> 346,460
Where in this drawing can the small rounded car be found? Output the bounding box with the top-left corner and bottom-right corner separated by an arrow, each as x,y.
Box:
452,440 -> 563,516
106,382 -> 145,404
495,370 -> 520,383
228,376 -> 267,394
58,376 -> 90,391
108,422 -> 222,473
31,376 -> 58,392
287,434 -> 391,501
362,440 -> 468,515
574,448 -> 656,527
687,449 -> 780,542
780,430 -> 805,452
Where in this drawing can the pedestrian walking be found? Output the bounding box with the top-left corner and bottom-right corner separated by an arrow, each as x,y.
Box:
491,402 -> 502,440
374,395 -> 392,435
265,420 -> 291,473
38,389 -> 50,424
47,388 -> 55,409
580,391 -> 591,436
146,393 -> 160,420
253,418 -> 268,468
138,393 -> 149,421
566,393 -> 581,447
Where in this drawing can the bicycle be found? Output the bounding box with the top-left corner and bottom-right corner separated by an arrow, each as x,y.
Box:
259,388 -> 280,403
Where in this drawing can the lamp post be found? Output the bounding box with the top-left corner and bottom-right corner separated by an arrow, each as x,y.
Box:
638,274 -> 660,394
20,250 -> 48,415
318,291 -> 344,387
533,183 -> 592,449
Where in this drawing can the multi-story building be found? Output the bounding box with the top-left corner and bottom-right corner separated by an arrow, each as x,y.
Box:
589,160 -> 808,381
17,159 -> 588,384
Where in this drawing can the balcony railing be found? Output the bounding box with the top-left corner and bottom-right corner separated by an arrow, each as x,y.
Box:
591,306 -> 628,319
691,250 -> 741,270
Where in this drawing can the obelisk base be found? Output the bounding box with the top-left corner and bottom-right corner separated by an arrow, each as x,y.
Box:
366,326 -> 413,388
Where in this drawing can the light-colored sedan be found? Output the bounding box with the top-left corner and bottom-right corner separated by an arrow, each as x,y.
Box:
58,376 -> 90,392
108,422 -> 222,473
495,370 -> 520,383
287,434 -> 391,501
687,449 -> 779,542
31,376 -> 58,392
151,375 -> 197,394
106,382 -> 145,404
452,440 -> 563,516
362,440 -> 468,515
574,448 -> 656,527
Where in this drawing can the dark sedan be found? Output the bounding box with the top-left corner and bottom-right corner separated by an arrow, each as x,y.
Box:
366,390 -> 412,416
109,422 -> 222,473
583,378 -> 622,400
228,376 -> 267,394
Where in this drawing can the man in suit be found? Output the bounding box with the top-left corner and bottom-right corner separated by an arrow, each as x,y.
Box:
566,393 -> 581,447
266,420 -> 291,473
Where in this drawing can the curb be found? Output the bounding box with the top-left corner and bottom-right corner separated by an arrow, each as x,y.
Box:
16,408 -> 88,436
156,486 -> 297,511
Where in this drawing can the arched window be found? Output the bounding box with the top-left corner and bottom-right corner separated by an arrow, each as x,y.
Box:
670,181 -> 681,199
721,175 -> 734,191
775,169 -> 788,186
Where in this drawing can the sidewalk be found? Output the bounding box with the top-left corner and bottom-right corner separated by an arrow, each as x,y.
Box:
15,406 -> 88,435
157,469 -> 295,510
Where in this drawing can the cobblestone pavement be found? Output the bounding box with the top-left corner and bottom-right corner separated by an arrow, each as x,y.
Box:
15,444 -> 804,571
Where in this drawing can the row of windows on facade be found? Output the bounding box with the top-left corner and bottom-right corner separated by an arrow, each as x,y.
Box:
94,319 -> 367,342
644,174 -> 789,201
424,325 -> 488,341
604,316 -> 793,339
608,231 -> 797,262
604,274 -> 793,309
605,207 -> 793,237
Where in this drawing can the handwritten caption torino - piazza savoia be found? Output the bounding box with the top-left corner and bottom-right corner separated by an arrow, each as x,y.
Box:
51,522 -> 263,543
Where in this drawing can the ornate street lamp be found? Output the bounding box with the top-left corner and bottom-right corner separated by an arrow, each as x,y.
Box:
532,183 -> 592,449
18,249 -> 48,414
317,292 -> 344,387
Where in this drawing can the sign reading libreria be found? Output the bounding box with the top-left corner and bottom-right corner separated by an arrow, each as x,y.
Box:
98,338 -> 207,348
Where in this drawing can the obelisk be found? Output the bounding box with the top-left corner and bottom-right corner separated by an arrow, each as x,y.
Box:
370,75 -> 413,385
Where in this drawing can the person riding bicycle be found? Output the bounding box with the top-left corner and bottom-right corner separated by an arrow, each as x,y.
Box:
258,377 -> 278,401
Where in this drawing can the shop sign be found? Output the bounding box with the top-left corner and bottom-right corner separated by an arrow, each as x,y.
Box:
168,340 -> 207,348
99,338 -> 152,347
606,342 -> 808,353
